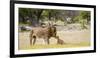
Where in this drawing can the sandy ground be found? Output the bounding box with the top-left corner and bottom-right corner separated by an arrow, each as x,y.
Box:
18,29 -> 90,50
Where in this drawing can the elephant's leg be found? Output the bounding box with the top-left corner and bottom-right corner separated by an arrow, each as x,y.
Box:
30,36 -> 32,45
30,30 -> 33,45
33,36 -> 36,45
54,36 -> 60,44
44,37 -> 50,44
30,34 -> 33,45
47,38 -> 50,44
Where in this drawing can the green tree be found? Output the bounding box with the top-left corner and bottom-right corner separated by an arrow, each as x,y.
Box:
19,8 -> 44,26
74,11 -> 90,29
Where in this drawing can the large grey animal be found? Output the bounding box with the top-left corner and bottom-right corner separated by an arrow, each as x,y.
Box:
30,23 -> 60,45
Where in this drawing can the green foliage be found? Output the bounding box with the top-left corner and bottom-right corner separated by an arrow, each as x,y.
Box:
74,16 -> 82,23
19,8 -> 90,28
80,11 -> 90,19
73,11 -> 90,29
19,8 -> 66,26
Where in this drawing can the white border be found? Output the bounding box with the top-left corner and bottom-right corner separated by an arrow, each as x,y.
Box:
14,4 -> 94,54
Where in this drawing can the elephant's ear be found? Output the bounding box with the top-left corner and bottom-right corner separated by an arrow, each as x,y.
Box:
40,22 -> 47,28
47,21 -> 53,26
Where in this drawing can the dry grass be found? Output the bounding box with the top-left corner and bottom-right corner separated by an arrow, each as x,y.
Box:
19,43 -> 90,50
18,30 -> 90,50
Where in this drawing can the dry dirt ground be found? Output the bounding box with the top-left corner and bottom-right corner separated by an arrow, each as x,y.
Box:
18,29 -> 90,50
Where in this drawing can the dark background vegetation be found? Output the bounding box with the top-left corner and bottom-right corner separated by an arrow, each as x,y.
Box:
19,8 -> 90,30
